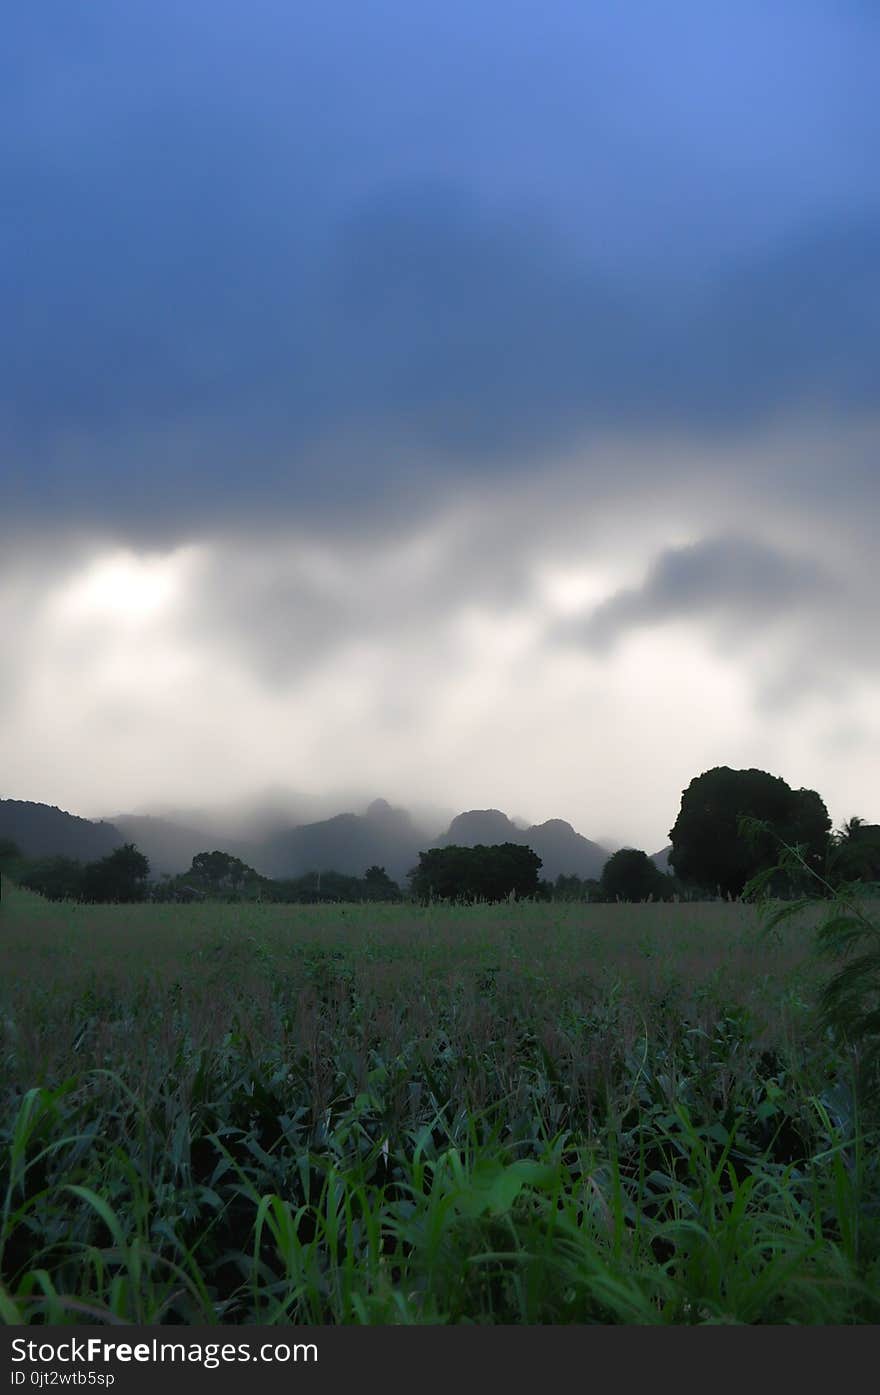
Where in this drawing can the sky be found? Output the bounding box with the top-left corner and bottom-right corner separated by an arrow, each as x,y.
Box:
2,0 -> 879,852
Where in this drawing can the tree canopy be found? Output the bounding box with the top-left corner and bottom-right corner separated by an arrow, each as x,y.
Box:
600,848 -> 674,902
409,843 -> 542,903
80,843 -> 151,903
668,766 -> 831,897
829,818 -> 880,886
188,850 -> 261,896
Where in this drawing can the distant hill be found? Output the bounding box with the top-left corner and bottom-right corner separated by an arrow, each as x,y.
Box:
527,819 -> 609,881
143,787 -> 343,845
0,800 -> 124,862
109,815 -> 225,878
6,793 -> 615,889
440,809 -> 521,848
438,809 -> 608,881
650,845 -> 673,874
254,799 -> 428,883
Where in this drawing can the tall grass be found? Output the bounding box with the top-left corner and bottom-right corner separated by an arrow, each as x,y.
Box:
1,880 -> 878,1324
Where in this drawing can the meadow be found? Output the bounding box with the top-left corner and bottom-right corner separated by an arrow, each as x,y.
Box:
1,881 -> 878,1324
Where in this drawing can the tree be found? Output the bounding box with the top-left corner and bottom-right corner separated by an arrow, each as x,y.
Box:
668,767 -> 831,898
0,838 -> 23,899
600,848 -> 674,902
362,865 -> 402,901
0,838 -> 22,866
552,873 -> 607,902
409,843 -> 542,903
829,817 -> 880,886
19,856 -> 86,902
81,843 -> 150,903
188,850 -> 259,897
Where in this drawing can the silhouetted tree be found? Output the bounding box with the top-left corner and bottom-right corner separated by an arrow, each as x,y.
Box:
189,850 -> 259,896
668,767 -> 831,898
600,848 -> 674,902
829,817 -> 880,886
362,865 -> 403,900
0,838 -> 22,866
81,843 -> 150,903
409,843 -> 542,903
18,856 -> 85,902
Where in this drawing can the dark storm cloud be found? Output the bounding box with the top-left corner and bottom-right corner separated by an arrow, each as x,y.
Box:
3,2 -> 879,542
572,535 -> 841,651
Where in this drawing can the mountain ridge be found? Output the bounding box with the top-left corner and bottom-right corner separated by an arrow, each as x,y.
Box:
0,800 -> 125,863
4,794 -> 623,885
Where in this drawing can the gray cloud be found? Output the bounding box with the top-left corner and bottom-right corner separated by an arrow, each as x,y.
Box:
3,2 -> 879,846
568,533 -> 842,649
3,0 -> 879,544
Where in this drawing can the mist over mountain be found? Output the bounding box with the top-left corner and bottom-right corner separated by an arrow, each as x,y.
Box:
254,799 -> 430,883
4,792 -> 616,887
109,815 -> 227,878
439,809 -> 608,881
440,809 -> 520,848
0,800 -> 124,862
128,787 -> 345,845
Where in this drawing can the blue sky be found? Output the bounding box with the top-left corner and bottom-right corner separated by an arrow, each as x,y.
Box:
2,2 -> 878,848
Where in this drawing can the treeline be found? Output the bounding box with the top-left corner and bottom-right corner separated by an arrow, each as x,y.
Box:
151,853 -> 404,904
0,842 -> 405,906
407,844 -> 679,904
2,765 -> 878,907
0,841 -> 150,903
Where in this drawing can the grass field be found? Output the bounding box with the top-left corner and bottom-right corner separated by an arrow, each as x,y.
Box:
1,879 -> 878,1324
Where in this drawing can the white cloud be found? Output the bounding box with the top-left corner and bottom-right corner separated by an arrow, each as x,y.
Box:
2,418 -> 878,847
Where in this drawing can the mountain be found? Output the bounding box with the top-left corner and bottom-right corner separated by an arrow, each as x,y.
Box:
438,809 -> 608,881
108,815 -> 224,878
254,799 -> 429,883
5,792 -> 615,889
650,845 -> 673,873
134,786 -> 339,845
526,818 -> 608,881
440,809 -> 522,847
0,800 -> 124,862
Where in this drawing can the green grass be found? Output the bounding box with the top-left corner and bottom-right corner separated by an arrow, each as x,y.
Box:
1,879 -> 878,1324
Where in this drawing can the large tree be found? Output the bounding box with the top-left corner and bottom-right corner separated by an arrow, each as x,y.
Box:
600,848 -> 674,902
410,843 -> 542,903
668,767 -> 831,898
189,850 -> 259,896
81,843 -> 150,903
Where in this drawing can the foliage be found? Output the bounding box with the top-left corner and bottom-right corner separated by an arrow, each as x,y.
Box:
669,766 -> 831,898
829,818 -> 880,888
18,856 -> 86,902
410,843 -> 542,903
264,867 -> 403,903
552,874 -> 606,902
1,885 -> 878,1324
600,848 -> 674,902
742,816 -> 880,1086
12,844 -> 152,904
362,865 -> 403,900
0,839 -> 22,867
149,858 -> 403,905
80,843 -> 150,903
188,850 -> 262,897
